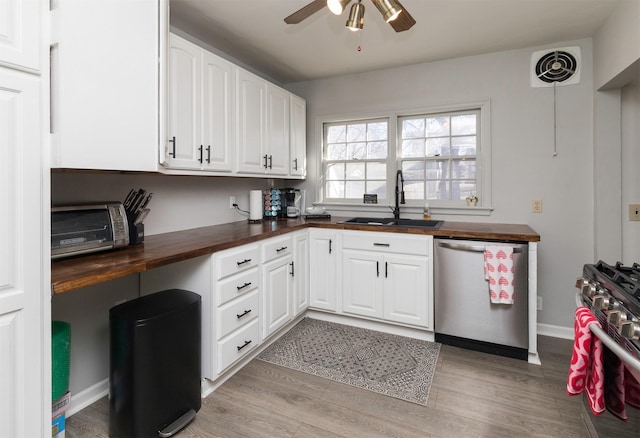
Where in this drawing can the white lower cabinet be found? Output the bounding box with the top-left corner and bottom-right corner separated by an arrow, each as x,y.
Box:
261,235 -> 294,339
341,231 -> 433,329
309,229 -> 341,311
293,231 -> 309,315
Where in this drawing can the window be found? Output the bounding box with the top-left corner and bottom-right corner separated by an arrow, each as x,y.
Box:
324,119 -> 389,201
400,110 -> 479,202
321,103 -> 489,210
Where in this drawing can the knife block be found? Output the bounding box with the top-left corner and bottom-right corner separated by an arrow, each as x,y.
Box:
127,216 -> 144,245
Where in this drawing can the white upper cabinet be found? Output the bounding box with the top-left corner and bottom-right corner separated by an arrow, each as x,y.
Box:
235,68 -> 265,174
164,34 -> 233,172
50,0 -> 166,172
0,0 -> 40,71
264,83 -> 290,175
289,94 -> 306,178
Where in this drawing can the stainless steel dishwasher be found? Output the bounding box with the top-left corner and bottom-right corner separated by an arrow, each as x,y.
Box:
434,238 -> 529,360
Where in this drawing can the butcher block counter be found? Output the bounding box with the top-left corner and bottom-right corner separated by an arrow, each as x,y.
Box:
51,217 -> 540,295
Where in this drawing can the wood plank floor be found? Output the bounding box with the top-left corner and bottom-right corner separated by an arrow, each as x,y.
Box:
66,335 -> 581,437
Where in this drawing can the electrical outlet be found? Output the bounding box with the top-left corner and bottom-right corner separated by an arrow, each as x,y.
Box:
531,199 -> 543,213
629,204 -> 640,221
229,196 -> 236,209
537,296 -> 542,311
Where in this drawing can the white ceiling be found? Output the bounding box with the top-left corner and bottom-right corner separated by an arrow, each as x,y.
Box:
170,0 -> 620,84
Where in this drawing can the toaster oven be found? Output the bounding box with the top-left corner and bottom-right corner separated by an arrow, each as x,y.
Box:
51,202 -> 129,259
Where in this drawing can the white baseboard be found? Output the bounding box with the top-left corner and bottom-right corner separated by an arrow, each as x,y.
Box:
537,323 -> 573,340
66,378 -> 109,417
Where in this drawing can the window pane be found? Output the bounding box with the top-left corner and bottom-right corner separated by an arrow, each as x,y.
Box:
326,181 -> 344,198
401,139 -> 425,158
456,181 -> 477,200
402,119 -> 425,139
452,136 -> 476,156
426,137 -> 450,157
367,141 -> 388,159
327,125 -> 346,143
347,123 -> 366,142
346,162 -> 365,179
426,117 -> 449,137
345,181 -> 365,198
402,161 -> 425,180
347,142 -> 366,159
426,160 -> 448,180
367,122 -> 387,141
326,163 -> 344,180
367,162 -> 386,179
366,180 -> 386,199
451,159 -> 476,179
404,180 -> 424,199
327,143 -> 346,160
451,114 -> 476,135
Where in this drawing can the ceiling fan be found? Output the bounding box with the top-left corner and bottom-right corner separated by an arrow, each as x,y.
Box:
285,0 -> 416,32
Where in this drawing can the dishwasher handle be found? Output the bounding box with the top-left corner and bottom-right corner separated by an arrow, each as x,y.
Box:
436,241 -> 524,254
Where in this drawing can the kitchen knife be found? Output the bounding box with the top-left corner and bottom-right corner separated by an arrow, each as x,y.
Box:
134,208 -> 150,225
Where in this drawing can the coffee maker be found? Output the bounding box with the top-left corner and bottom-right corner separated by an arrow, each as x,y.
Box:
281,188 -> 301,218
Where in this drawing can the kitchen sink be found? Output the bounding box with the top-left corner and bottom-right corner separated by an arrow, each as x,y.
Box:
340,217 -> 443,229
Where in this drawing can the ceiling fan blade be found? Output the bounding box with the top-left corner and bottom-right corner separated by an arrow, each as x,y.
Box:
388,0 -> 416,32
284,0 -> 327,24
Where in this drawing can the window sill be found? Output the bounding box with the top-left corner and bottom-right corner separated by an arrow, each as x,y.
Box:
314,202 -> 494,217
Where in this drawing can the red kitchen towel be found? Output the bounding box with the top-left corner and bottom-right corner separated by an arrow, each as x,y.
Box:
567,306 -> 605,415
484,245 -> 515,304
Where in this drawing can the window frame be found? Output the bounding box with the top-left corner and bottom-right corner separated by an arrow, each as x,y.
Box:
316,100 -> 492,215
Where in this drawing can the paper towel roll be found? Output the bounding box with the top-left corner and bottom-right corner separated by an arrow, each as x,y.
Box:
249,190 -> 263,221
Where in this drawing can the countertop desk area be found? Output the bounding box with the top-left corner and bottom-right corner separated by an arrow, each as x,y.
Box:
51,217 -> 540,295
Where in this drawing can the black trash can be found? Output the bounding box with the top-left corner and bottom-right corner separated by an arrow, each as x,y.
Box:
109,289 -> 201,437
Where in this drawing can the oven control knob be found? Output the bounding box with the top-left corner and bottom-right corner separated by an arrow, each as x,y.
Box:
619,321 -> 640,340
581,282 -> 597,298
592,295 -> 610,310
607,310 -> 627,328
575,277 -> 588,289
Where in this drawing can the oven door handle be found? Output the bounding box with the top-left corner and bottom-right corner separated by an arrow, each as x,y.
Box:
575,292 -> 640,376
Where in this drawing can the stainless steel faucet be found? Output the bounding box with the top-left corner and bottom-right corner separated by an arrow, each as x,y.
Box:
393,169 -> 405,220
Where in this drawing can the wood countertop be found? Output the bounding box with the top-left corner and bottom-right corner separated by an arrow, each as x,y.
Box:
51,217 -> 539,295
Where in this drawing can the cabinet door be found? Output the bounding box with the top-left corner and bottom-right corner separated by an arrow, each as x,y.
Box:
50,0 -> 161,171
0,0 -> 40,71
309,229 -> 339,311
0,68 -> 46,437
265,83 -> 289,175
166,34 -> 202,169
342,250 -> 384,318
293,231 -> 309,315
262,254 -> 294,339
384,254 -> 429,327
235,68 -> 265,174
289,94 -> 306,177
201,51 -> 233,172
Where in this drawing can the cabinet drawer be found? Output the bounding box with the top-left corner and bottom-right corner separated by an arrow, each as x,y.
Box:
217,290 -> 259,339
217,319 -> 260,373
216,245 -> 259,280
262,235 -> 293,263
342,230 -> 431,256
217,268 -> 259,306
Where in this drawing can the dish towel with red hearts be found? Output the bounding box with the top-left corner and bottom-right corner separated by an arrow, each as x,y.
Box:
484,245 -> 515,304
567,306 -> 605,415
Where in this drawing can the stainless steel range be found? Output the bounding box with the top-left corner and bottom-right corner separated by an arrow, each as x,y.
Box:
575,260 -> 640,437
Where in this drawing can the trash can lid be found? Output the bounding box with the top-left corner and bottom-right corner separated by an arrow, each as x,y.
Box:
109,289 -> 200,323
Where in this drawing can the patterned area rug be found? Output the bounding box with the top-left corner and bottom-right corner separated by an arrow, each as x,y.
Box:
257,318 -> 441,406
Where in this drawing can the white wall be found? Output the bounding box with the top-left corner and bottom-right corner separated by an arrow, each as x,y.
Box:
288,39 -> 596,329
621,79 -> 640,263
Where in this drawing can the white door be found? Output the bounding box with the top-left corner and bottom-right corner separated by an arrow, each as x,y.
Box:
309,230 -> 339,311
262,255 -> 293,339
0,0 -> 40,71
202,51 -> 233,172
293,232 -> 309,315
265,84 -> 289,175
235,68 -> 265,174
0,67 -> 47,437
342,250 -> 383,318
384,254 -> 429,327
166,34 -> 202,169
289,94 -> 306,177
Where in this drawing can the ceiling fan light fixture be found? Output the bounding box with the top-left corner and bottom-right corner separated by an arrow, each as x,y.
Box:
345,1 -> 365,31
327,0 -> 351,15
372,0 -> 402,22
